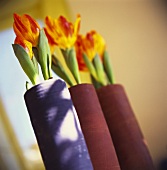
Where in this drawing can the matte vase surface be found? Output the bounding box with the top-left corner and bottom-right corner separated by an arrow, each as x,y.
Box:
97,84 -> 155,170
69,83 -> 120,170
24,79 -> 93,170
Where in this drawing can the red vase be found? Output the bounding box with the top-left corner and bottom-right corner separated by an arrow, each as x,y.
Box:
96,84 -> 155,170
69,83 -> 120,170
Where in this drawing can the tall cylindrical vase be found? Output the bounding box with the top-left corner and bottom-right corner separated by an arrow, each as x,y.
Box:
96,84 -> 155,170
69,83 -> 120,170
24,79 -> 93,170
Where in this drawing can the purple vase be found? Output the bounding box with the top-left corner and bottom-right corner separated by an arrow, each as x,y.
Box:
24,79 -> 93,170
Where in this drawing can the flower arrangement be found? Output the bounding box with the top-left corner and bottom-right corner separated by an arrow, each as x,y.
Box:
12,13 -> 122,170
12,13 -> 114,89
12,13 -> 155,170
75,30 -> 114,88
12,13 -> 52,88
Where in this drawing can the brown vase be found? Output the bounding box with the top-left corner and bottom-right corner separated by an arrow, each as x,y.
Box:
96,84 -> 155,170
69,83 -> 120,170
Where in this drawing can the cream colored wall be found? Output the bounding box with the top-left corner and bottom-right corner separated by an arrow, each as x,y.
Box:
67,0 -> 167,169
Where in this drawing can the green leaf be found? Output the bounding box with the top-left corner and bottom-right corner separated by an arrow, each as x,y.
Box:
38,29 -> 52,80
32,55 -> 39,74
12,44 -> 39,85
52,56 -> 74,86
90,75 -> 103,89
32,47 -> 39,63
93,54 -> 106,86
103,50 -> 114,84
61,48 -> 69,63
26,81 -> 32,90
62,48 -> 81,84
67,48 -> 81,84
83,53 -> 98,81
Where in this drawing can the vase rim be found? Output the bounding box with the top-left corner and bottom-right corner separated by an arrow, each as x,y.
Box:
24,78 -> 64,95
69,83 -> 93,89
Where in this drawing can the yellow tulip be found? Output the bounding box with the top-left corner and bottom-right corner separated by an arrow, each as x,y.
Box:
44,15 -> 81,50
75,30 -> 106,71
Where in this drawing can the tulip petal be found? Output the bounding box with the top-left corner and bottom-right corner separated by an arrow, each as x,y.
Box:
14,36 -> 33,59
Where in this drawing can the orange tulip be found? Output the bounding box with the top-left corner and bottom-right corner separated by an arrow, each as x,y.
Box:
44,15 -> 81,50
75,30 -> 106,71
13,13 -> 40,47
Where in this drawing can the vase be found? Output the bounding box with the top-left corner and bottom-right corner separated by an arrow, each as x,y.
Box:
24,79 -> 93,170
69,83 -> 120,170
96,84 -> 155,170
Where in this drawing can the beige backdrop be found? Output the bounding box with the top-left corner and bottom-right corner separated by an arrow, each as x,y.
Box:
67,0 -> 167,169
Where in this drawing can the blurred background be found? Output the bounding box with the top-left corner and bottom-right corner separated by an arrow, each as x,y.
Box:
0,0 -> 166,169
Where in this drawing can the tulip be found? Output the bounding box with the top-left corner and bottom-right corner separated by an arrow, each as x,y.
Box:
44,15 -> 81,84
12,36 -> 39,86
44,15 -> 81,50
75,31 -> 108,86
13,13 -> 40,47
13,13 -> 52,81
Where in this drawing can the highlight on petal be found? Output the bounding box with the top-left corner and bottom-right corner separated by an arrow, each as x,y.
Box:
74,14 -> 81,37
44,15 -> 81,50
14,36 -> 33,59
13,13 -> 40,47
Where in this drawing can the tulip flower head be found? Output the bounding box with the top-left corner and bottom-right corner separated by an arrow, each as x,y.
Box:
13,13 -> 40,47
44,15 -> 81,85
12,13 -> 53,87
75,30 -> 114,87
82,30 -> 106,62
75,30 -> 106,71
44,15 -> 81,51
